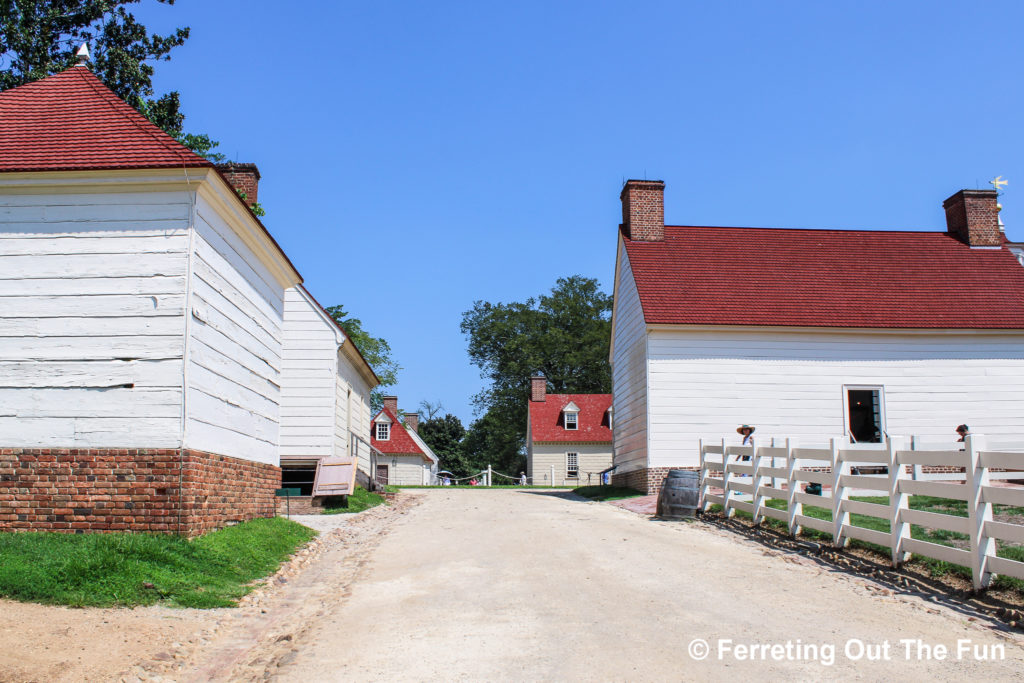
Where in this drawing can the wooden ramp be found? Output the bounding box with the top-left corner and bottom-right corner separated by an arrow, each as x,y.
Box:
312,457 -> 358,497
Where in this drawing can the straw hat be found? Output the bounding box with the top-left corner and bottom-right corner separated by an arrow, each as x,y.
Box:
737,424 -> 755,435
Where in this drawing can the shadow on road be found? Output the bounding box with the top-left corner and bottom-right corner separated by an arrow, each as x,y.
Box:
698,512 -> 1024,634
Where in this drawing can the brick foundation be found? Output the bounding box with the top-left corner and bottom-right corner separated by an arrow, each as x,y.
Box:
0,448 -> 279,536
275,495 -> 321,516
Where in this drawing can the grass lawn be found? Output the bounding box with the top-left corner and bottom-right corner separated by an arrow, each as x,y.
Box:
321,486 -> 390,514
711,495 -> 1024,593
572,485 -> 645,502
0,516 -> 316,608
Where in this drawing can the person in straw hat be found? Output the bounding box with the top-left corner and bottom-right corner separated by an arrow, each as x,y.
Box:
737,424 -> 755,446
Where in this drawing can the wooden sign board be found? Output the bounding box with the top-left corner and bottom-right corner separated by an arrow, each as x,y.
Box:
312,457 -> 357,497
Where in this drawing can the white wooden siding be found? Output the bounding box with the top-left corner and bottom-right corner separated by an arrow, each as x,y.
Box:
280,287 -> 339,459
182,194 -> 284,465
528,443 -> 613,486
0,190 -> 191,447
609,238 -> 648,473
335,351 -> 372,457
646,328 -> 1024,468
379,456 -> 430,486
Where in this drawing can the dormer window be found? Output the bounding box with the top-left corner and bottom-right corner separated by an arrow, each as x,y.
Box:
376,423 -> 390,440
563,401 -> 579,430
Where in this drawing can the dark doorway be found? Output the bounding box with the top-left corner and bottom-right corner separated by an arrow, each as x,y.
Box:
281,467 -> 316,496
376,464 -> 389,486
847,389 -> 882,443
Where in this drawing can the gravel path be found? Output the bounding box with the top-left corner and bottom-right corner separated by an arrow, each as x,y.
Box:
286,512 -> 358,534
273,489 -> 1024,681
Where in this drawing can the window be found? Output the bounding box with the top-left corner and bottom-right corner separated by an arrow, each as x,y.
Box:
845,386 -> 884,444
564,412 -> 578,430
376,422 -> 390,440
566,452 -> 579,478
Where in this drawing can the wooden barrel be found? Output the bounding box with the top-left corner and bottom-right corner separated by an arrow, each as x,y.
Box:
657,470 -> 700,519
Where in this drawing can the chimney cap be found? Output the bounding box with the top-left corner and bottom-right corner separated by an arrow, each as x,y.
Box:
942,188 -> 997,209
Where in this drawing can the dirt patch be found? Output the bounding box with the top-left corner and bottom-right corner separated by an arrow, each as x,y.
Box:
0,492 -> 418,683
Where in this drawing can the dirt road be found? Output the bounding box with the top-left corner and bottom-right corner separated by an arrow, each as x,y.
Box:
3,489 -> 1023,681
274,489 -> 1023,681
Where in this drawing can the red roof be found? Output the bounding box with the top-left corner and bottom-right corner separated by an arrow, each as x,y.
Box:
529,394 -> 613,443
371,407 -> 425,456
0,66 -> 212,173
623,227 -> 1024,329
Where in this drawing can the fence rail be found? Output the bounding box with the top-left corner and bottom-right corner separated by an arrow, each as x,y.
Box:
699,435 -> 1024,590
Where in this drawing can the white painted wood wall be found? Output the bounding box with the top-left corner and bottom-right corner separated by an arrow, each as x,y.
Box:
1,175 -> 298,466
609,238 -> 649,474
0,190 -> 192,447
181,194 -> 285,465
279,286 -> 372,464
528,442 -> 612,486
646,328 -> 1024,467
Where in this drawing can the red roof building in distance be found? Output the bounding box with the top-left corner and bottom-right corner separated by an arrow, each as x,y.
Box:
526,375 -> 613,487
610,179 -> 1024,495
370,397 -> 438,486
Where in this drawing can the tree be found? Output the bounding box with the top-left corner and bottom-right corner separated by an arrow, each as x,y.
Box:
325,305 -> 400,412
460,275 -> 613,467
0,0 -> 222,159
459,407 -> 524,478
418,413 -> 469,475
418,399 -> 444,421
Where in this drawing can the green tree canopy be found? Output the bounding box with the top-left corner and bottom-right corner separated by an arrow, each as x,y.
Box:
459,275 -> 613,471
417,413 -> 470,476
325,305 -> 400,412
0,0 -> 221,159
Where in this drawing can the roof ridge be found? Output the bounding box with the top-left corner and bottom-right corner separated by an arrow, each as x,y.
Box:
661,224 -> 947,235
68,67 -> 208,170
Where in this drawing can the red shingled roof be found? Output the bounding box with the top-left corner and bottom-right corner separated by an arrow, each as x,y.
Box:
371,408 -> 425,456
623,226 -> 1024,329
0,66 -> 212,172
529,394 -> 613,443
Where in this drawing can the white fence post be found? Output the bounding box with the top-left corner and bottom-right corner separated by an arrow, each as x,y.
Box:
752,440 -> 765,525
888,436 -> 910,567
967,434 -> 995,590
550,464 -> 555,488
831,438 -> 849,548
487,465 -> 492,487
910,434 -> 922,481
722,437 -> 735,519
786,438 -> 801,536
698,439 -> 707,510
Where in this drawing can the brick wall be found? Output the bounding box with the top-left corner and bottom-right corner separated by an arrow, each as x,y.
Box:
613,466 -> 686,495
0,448 -> 279,536
620,180 -> 665,242
943,189 -> 1001,246
275,495 -> 321,516
216,162 -> 260,206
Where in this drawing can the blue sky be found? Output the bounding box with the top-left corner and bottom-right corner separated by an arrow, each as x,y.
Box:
136,1 -> 1024,426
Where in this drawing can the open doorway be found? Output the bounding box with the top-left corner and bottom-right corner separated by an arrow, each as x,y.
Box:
846,387 -> 884,443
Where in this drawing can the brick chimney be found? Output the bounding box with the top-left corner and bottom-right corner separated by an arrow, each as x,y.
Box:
621,179 -> 665,241
383,396 -> 398,415
404,412 -> 419,432
530,375 -> 547,402
217,162 -> 261,209
943,189 -> 1002,247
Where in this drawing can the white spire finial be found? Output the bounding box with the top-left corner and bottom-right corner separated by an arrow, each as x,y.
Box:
76,43 -> 90,65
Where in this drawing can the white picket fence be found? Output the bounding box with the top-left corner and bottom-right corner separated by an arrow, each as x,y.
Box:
699,435 -> 1024,590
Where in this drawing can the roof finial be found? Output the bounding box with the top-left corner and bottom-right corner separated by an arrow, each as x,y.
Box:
75,43 -> 90,65
990,176 -> 1008,231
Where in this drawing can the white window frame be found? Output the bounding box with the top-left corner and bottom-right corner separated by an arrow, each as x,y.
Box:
376,422 -> 390,441
842,385 -> 886,444
564,411 -> 578,430
566,452 -> 579,478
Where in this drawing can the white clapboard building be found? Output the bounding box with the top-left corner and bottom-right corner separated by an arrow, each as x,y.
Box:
0,64 -> 303,534
279,285 -> 379,497
610,180 -> 1024,494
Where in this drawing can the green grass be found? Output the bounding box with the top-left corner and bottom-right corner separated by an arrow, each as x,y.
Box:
572,485 -> 645,502
0,517 -> 317,608
322,486 -> 388,514
710,495 -> 1024,592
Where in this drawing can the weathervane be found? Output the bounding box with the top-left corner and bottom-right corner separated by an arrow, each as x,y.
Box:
990,176 -> 1008,230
